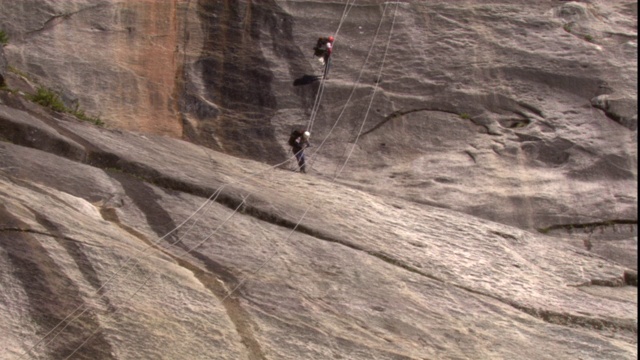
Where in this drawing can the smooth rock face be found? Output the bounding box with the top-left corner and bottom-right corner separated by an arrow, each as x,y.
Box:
0,1 -> 637,359
0,0 -> 184,136
0,94 -> 637,359
0,0 -> 636,234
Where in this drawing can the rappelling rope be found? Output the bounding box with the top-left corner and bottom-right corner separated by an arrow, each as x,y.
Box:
307,0 -> 356,132
19,144 -> 310,359
220,0 -> 399,308
24,4 -> 360,354
17,187 -> 224,359
336,1 -> 399,177
24,1 -> 391,357
59,197 -> 249,360
17,147 -> 301,359
39,190 -> 241,355
306,0 -> 392,165
334,0 -> 354,40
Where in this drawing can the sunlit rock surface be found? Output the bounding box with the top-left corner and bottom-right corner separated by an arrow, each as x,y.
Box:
0,0 -> 636,359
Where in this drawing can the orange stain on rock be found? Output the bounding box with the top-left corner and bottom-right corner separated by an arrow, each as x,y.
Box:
110,0 -> 184,137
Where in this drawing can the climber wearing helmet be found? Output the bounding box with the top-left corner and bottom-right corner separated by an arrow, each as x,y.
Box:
288,129 -> 311,173
324,36 -> 334,64
313,35 -> 335,65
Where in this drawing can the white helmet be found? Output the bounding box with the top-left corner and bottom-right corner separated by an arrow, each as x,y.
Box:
303,131 -> 310,138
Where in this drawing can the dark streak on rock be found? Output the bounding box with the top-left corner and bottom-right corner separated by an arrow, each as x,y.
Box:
538,219 -> 637,234
0,114 -> 86,162
185,0 -> 286,165
0,227 -> 103,248
623,270 -> 637,286
30,209 -> 117,314
455,281 -> 637,334
108,170 -> 182,247
489,230 -> 519,242
516,101 -> 545,118
498,118 -> 531,129
0,205 -> 115,359
98,204 -> 267,360
25,4 -> 111,37
361,107 -> 463,138
106,169 -> 249,286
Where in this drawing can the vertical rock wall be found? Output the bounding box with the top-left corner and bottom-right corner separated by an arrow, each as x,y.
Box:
0,0 -> 636,234
180,0 -> 311,163
0,0 -> 312,162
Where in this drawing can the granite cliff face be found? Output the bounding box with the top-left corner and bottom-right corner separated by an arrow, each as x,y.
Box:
1,0 -> 636,231
0,1 -> 637,359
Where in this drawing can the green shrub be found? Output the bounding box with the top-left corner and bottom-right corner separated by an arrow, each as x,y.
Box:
28,87 -> 67,112
0,30 -> 8,45
27,87 -> 104,126
7,66 -> 29,79
562,23 -> 572,33
0,83 -> 16,94
584,34 -> 594,42
459,113 -> 470,120
72,108 -> 104,126
26,86 -> 104,126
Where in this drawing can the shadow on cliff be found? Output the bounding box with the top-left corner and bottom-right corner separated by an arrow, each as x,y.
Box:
180,0 -> 313,166
293,74 -> 322,86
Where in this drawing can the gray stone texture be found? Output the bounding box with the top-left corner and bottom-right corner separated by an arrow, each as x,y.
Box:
0,45 -> 6,86
0,0 -> 636,359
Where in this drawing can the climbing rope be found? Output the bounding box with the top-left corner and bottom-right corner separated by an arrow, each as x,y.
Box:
307,0 -> 356,132
26,1 -> 400,357
17,150 -> 298,359
59,197 -> 249,360
336,1 -> 399,177
306,0 -> 393,163
24,2 -> 359,356
220,0 -> 400,308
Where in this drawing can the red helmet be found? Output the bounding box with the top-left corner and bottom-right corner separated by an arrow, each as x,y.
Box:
328,36 -> 334,42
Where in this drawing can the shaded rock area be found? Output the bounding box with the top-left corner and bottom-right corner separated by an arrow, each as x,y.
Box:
0,0 -> 637,359
591,94 -> 638,130
0,46 -> 6,86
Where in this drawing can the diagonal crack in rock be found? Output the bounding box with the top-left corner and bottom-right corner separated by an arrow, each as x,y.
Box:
0,227 -> 105,248
25,4 -> 111,36
87,149 -> 636,336
2,107 -> 635,341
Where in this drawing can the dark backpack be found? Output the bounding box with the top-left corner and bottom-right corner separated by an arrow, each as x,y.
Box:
288,130 -> 303,147
315,37 -> 329,49
313,37 -> 329,56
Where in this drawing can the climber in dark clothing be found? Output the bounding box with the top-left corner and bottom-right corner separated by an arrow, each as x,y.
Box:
313,36 -> 334,65
288,130 -> 311,173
